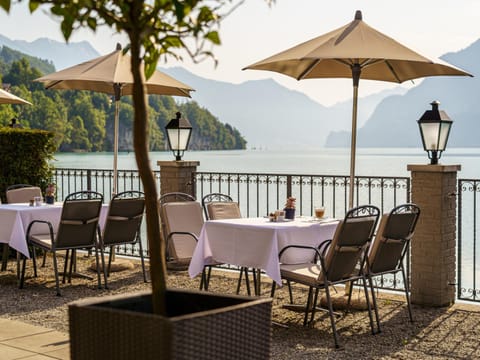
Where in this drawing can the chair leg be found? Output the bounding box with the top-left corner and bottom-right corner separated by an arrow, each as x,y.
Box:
62,250 -> 69,284
236,267 -> 244,295
368,275 -> 381,333
303,287 -> 314,326
401,266 -> 414,322
237,267 -> 252,295
52,251 -> 61,296
244,268 -> 252,296
99,245 -> 108,289
270,280 -> 276,298
137,235 -> 148,282
287,279 -> 294,304
345,280 -> 354,313
324,283 -> 341,348
361,276 -> 376,335
252,269 -> 259,295
93,245 -> 102,289
309,288 -> 320,325
68,250 -> 75,283
41,251 -> 47,267
19,254 -> 27,289
107,249 -> 113,277
31,247 -> 38,277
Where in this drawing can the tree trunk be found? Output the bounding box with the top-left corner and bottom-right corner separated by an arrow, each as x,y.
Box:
129,35 -> 167,315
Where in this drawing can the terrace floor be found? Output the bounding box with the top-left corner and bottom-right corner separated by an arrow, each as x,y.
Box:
1,255 -> 480,359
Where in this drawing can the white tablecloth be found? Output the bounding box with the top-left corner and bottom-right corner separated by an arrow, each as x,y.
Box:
0,203 -> 108,258
188,217 -> 339,285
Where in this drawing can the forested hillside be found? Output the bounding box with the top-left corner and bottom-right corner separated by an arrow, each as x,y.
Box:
0,47 -> 246,152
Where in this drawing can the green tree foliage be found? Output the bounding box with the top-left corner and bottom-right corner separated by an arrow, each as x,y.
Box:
0,45 -> 55,75
1,0 -> 269,315
0,55 -> 246,151
0,128 -> 56,202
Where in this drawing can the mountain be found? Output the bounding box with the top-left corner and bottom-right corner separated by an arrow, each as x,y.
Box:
0,35 -> 407,148
0,35 -> 99,70
326,40 -> 480,148
164,67 -> 407,149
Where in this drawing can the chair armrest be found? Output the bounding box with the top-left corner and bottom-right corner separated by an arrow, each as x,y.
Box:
317,239 -> 332,259
165,231 -> 199,262
278,244 -> 321,260
26,220 -> 54,240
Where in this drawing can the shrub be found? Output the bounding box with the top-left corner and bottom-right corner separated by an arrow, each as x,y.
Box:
0,128 -> 57,202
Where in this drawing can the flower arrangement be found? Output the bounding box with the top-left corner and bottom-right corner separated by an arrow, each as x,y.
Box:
46,183 -> 56,196
284,196 -> 296,209
284,196 -> 296,220
45,183 -> 56,204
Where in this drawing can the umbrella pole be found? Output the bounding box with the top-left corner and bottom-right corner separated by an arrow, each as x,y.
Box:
113,98 -> 120,196
348,65 -> 361,209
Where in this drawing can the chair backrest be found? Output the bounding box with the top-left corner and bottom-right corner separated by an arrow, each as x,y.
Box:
162,201 -> 204,262
202,193 -> 241,220
207,202 -> 242,220
201,193 -> 234,219
368,203 -> 420,274
6,185 -> 42,203
159,192 -> 195,204
102,191 -> 145,247
320,205 -> 380,283
159,192 -> 195,247
55,191 -> 103,250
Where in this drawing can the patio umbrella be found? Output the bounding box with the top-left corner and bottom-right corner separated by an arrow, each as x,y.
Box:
244,10 -> 472,208
35,43 -> 193,194
0,88 -> 31,105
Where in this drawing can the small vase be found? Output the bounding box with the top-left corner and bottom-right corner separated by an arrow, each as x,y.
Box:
284,208 -> 295,220
45,195 -> 55,204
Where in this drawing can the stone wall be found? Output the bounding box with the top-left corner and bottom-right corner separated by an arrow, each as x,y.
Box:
408,164 -> 460,307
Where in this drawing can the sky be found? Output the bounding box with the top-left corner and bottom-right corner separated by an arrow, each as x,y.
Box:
0,0 -> 479,106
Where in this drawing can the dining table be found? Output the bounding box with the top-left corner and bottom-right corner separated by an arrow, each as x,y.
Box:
188,216 -> 339,293
0,202 -> 108,268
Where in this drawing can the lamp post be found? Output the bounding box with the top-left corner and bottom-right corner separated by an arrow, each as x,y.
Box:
165,112 -> 192,161
417,100 -> 453,165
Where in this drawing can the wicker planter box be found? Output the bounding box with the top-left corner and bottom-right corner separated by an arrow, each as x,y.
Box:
69,288 -> 272,360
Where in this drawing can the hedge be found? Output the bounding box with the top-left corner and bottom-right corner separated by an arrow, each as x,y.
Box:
0,128 -> 57,203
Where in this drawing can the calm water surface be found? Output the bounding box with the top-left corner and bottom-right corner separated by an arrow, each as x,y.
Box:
53,147 -> 480,179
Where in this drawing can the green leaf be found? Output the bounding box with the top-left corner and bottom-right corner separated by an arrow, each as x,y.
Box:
205,31 -> 221,45
87,17 -> 97,30
144,50 -> 160,79
0,0 -> 10,12
29,1 -> 40,12
61,17 -> 74,40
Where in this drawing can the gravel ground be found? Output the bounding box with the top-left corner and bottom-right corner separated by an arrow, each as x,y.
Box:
1,255 -> 480,359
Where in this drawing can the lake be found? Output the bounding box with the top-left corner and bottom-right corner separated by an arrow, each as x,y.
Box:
53,147 -> 480,179
53,147 -> 480,297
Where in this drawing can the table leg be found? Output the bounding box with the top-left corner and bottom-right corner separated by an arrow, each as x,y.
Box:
255,268 -> 262,296
1,244 -> 9,271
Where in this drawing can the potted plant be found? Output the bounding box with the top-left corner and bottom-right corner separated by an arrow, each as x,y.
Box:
284,196 -> 296,220
45,183 -> 55,204
1,2 -> 273,359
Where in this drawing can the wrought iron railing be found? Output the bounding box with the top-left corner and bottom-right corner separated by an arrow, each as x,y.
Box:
458,179 -> 480,302
194,172 -> 410,223
194,172 -> 411,292
53,168 -> 411,292
53,168 -> 161,202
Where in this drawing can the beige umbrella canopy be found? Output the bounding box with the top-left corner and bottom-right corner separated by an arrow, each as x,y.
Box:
0,88 -> 31,105
35,43 -> 194,194
244,10 -> 472,208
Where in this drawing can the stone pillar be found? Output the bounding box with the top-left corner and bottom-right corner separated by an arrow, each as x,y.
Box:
157,160 -> 199,198
407,164 -> 460,307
